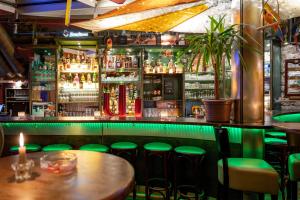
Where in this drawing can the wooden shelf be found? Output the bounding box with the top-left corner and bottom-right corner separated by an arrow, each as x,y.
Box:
58,101 -> 99,104
102,80 -> 139,84
101,68 -> 140,73
185,80 -> 214,82
185,88 -> 214,90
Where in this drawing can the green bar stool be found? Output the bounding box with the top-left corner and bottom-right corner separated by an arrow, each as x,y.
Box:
288,153 -> 300,200
79,144 -> 109,153
216,128 -> 279,200
173,146 -> 206,200
264,136 -> 288,197
144,142 -> 172,200
10,144 -> 41,153
42,144 -> 72,152
265,131 -> 287,139
111,142 -> 138,200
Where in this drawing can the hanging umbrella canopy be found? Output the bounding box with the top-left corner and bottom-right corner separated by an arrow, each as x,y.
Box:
72,0 -> 209,32
170,1 -> 232,33
110,3 -> 209,32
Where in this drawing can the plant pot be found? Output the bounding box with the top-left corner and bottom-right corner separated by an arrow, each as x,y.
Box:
203,99 -> 232,123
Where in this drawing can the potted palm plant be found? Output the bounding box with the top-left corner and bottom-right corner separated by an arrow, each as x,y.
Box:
185,15 -> 256,122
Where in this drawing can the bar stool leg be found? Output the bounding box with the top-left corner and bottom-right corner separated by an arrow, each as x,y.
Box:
145,151 -> 150,200
290,180 -> 297,200
271,194 -> 278,200
164,152 -> 170,200
174,155 -> 178,200
258,193 -> 264,200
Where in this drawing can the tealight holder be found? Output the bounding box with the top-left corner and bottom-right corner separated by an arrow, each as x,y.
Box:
11,160 -> 35,181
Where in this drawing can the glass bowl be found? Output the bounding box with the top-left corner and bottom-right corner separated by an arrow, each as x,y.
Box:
40,152 -> 77,175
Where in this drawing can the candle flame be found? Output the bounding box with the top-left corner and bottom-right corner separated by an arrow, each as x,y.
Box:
19,132 -> 24,147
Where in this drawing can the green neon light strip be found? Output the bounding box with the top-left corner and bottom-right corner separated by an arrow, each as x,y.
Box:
273,113 -> 300,122
0,122 -> 266,144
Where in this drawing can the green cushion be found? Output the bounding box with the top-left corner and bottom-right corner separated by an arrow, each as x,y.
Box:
288,153 -> 300,181
80,144 -> 109,153
264,138 -> 287,145
42,144 -> 72,152
265,131 -> 286,138
144,142 -> 172,151
10,144 -> 41,152
111,142 -> 137,150
175,146 -> 206,155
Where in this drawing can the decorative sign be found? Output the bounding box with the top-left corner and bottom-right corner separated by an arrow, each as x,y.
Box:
110,0 -> 126,4
63,30 -> 89,37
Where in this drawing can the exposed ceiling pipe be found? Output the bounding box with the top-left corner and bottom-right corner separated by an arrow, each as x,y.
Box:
0,54 -> 15,78
0,24 -> 14,56
0,44 -> 24,77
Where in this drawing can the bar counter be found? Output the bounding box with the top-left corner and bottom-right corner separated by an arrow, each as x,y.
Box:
0,116 -> 273,143
0,115 -> 292,197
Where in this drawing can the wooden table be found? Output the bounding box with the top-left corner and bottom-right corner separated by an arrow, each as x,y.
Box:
0,150 -> 134,200
273,123 -> 300,132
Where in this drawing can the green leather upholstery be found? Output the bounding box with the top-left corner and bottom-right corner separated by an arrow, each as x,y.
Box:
218,158 -> 279,195
288,153 -> 300,181
111,142 -> 137,150
144,142 -> 172,151
79,144 -> 109,153
10,144 -> 41,152
42,144 -> 72,152
264,138 -> 287,145
265,131 -> 286,138
175,146 -> 206,155
0,127 -> 3,156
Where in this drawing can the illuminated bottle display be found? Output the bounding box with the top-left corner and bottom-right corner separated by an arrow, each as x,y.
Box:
58,49 -> 99,116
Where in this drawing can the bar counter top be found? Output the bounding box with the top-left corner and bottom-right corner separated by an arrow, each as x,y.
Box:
0,116 -> 273,128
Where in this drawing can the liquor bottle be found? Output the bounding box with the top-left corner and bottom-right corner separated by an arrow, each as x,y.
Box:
93,58 -> 98,71
116,56 -> 121,68
80,74 -> 86,83
87,73 -> 92,84
66,54 -> 71,69
92,72 -> 97,83
76,54 -> 81,64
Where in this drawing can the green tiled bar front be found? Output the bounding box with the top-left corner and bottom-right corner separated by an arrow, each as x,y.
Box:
273,113 -> 300,122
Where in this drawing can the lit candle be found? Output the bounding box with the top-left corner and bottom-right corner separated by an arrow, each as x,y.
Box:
18,132 -> 26,164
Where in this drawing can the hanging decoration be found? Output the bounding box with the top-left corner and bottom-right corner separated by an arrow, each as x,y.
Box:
257,1 -> 284,42
65,0 -> 72,26
109,0 -> 126,4
73,1 -> 206,32
97,0 -> 200,19
111,3 -> 208,32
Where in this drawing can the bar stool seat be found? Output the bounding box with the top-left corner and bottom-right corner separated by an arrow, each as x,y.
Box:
264,138 -> 287,145
144,142 -> 172,152
288,153 -> 300,181
265,131 -> 286,139
79,144 -> 109,153
218,158 -> 280,195
174,146 -> 206,155
10,144 -> 41,152
111,142 -> 137,150
42,144 -> 72,152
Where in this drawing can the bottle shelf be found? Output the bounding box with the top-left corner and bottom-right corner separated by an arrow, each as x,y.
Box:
102,80 -> 139,84
185,88 -> 214,90
58,101 -> 99,104
185,79 -> 214,82
101,68 -> 140,73
60,71 -> 98,73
